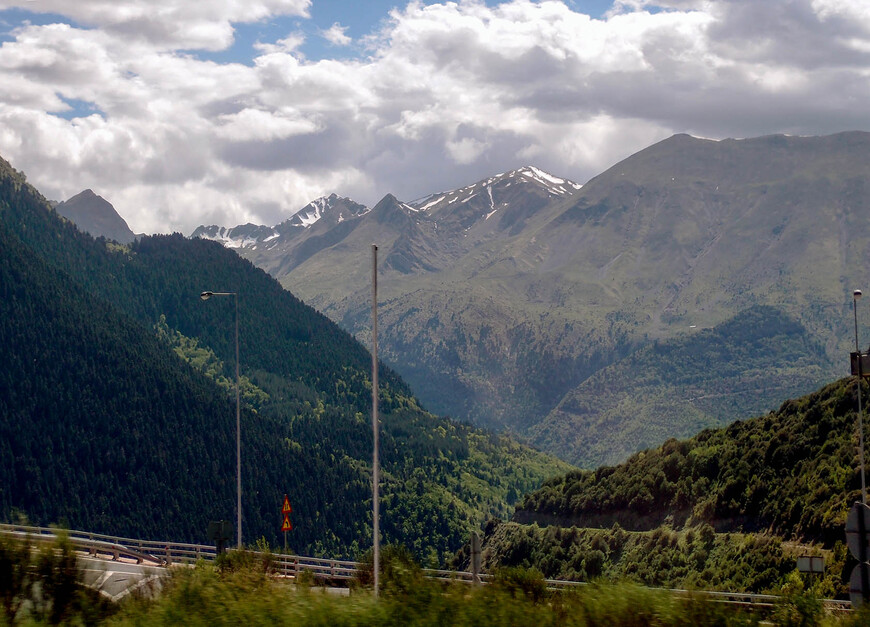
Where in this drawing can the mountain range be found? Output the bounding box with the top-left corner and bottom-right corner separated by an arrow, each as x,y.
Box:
181,132 -> 870,466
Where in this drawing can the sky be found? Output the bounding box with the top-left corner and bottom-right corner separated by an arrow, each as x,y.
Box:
0,0 -> 869,234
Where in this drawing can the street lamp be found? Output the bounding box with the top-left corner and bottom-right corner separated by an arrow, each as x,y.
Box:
854,290 -> 868,505
200,290 -> 242,548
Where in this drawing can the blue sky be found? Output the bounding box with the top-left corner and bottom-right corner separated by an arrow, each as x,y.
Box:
177,1 -> 617,64
0,1 -> 617,65
0,0 -> 867,234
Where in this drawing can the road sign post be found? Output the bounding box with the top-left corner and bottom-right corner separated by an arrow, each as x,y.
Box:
796,556 -> 825,574
207,520 -> 233,554
281,494 -> 292,555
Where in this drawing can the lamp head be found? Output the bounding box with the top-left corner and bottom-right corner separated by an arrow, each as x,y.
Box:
200,291 -> 213,301
856,289 -> 864,300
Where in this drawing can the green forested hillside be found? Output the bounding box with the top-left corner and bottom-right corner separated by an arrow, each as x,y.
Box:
0,156 -> 569,561
517,377 -> 861,545
471,520 -> 843,595
472,377 -> 870,597
530,306 -> 831,467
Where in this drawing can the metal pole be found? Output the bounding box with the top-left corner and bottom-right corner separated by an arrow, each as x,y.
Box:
855,291 -> 867,505
372,244 -> 380,597
200,290 -> 243,548
235,292 -> 242,548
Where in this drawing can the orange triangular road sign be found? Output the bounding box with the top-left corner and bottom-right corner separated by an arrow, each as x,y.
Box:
282,495 -> 292,514
281,514 -> 292,532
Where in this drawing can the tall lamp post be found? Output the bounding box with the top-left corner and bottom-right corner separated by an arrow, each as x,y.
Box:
200,290 -> 242,548
371,244 -> 380,597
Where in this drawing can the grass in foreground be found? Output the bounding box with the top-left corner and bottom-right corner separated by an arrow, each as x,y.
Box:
105,547 -> 869,627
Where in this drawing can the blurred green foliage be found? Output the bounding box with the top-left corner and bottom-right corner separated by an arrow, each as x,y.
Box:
103,553 -> 854,627
0,531 -> 113,625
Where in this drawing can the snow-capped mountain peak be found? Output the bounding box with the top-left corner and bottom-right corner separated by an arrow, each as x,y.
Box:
191,223 -> 277,249
408,166 -> 581,216
283,193 -> 370,229
509,166 -> 582,196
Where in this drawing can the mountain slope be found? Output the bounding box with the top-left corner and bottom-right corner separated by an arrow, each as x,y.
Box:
190,133 -> 870,466
0,155 -> 570,560
529,305 -> 831,467
227,134 -> 866,457
263,167 -> 591,431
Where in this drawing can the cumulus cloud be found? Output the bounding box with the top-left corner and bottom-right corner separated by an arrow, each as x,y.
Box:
0,0 -> 868,234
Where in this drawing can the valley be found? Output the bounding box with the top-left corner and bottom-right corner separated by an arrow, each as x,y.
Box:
9,131 -> 870,610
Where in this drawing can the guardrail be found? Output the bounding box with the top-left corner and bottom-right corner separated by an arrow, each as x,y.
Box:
0,524 -> 852,612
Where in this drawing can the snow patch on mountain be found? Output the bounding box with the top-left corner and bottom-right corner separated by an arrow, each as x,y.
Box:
192,224 -> 277,249
485,185 -> 496,219
293,199 -> 327,227
512,166 -> 581,196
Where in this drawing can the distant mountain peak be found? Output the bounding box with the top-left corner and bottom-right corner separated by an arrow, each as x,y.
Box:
283,193 -> 369,229
55,189 -> 136,244
512,166 -> 583,194
191,194 -> 370,254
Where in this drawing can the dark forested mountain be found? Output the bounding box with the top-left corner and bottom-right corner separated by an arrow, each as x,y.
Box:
55,188 -> 137,244
193,133 -> 870,466
0,156 -> 568,561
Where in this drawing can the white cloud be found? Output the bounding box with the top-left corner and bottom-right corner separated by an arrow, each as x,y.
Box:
321,22 -> 351,46
254,33 -> 306,55
0,0 -> 869,235
0,0 -> 311,49
215,108 -> 318,141
446,136 -> 489,164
